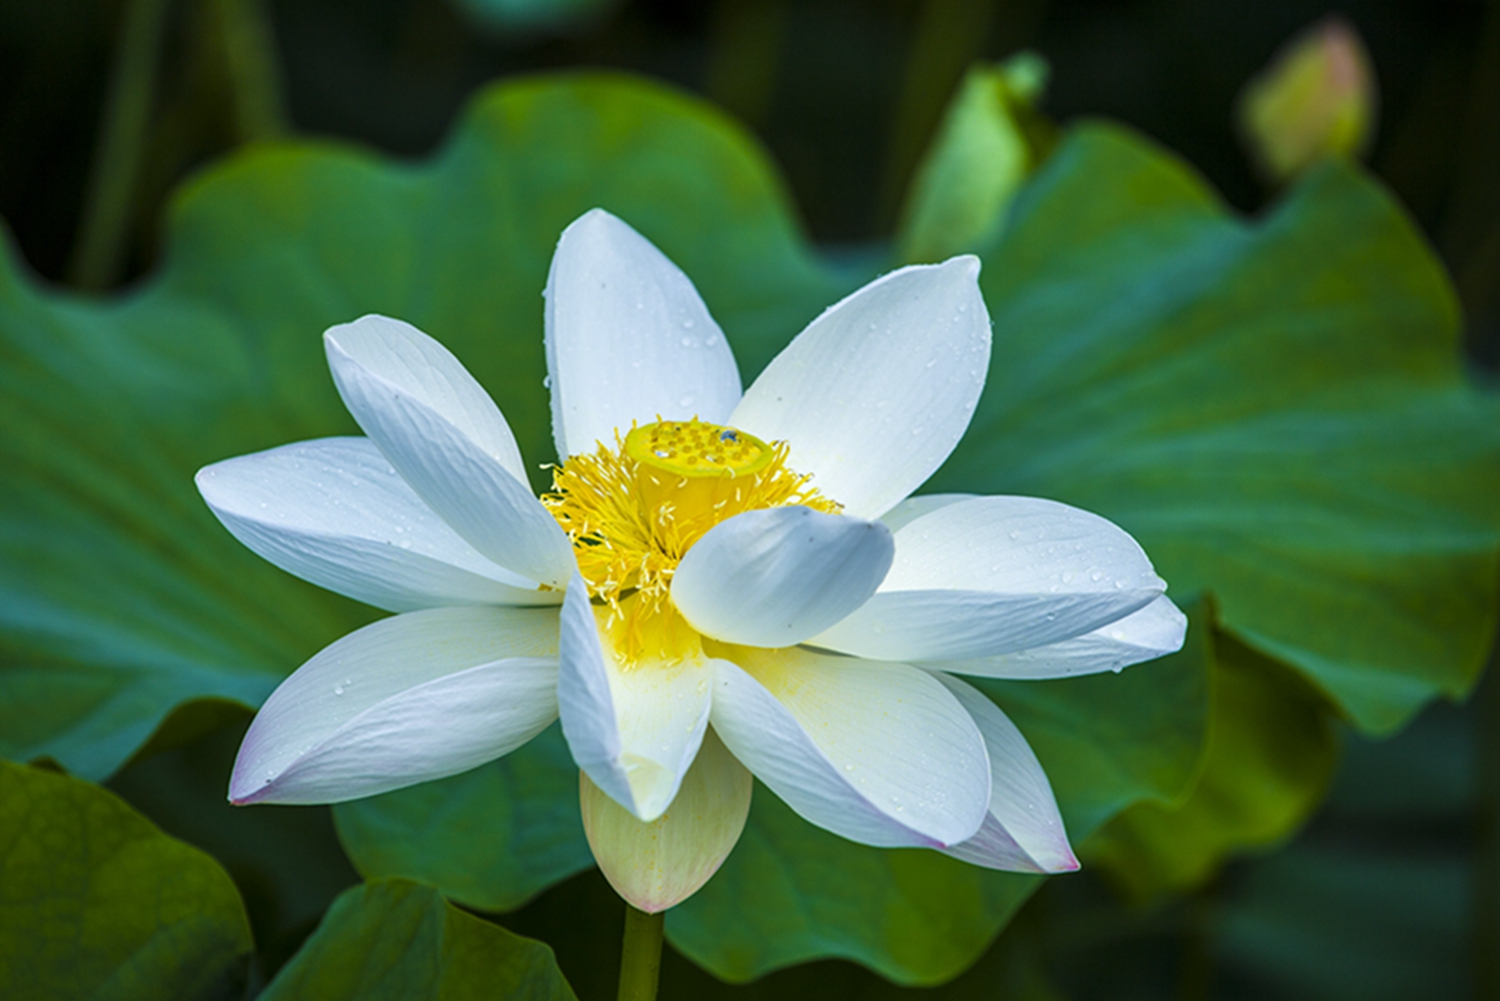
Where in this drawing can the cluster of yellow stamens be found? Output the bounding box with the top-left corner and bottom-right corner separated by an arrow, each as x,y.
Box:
541,419 -> 839,663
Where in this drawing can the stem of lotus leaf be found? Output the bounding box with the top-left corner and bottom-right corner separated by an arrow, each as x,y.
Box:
69,0 -> 171,290
617,904 -> 665,1001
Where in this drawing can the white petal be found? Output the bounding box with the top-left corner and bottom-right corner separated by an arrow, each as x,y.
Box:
812,496 -> 1165,661
324,315 -> 527,481
730,257 -> 990,519
932,673 -> 1077,873
927,595 -> 1188,679
556,577 -> 712,822
879,492 -> 974,532
197,438 -> 557,611
670,507 -> 893,647
230,605 -> 561,805
708,646 -> 990,848
326,320 -> 575,587
581,727 -> 752,913
545,209 -> 742,457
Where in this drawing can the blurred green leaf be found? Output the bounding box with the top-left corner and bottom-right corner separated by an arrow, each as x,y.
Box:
942,122 -> 1500,734
0,760 -> 252,1001
666,600 -> 1212,985
106,713 -> 361,977
1212,700 -> 1475,1000
896,54 -> 1055,264
259,879 -> 577,1001
1086,631 -> 1339,898
332,724 -> 592,912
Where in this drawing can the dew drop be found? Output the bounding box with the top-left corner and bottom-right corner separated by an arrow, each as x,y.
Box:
542,375 -> 552,388
680,336 -> 696,347
682,319 -> 695,329
678,394 -> 696,408
398,539 -> 413,549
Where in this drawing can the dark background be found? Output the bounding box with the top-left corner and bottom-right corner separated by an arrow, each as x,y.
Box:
2,0 -> 1496,359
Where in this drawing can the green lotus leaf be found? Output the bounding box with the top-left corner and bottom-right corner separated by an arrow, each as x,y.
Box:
105,711 -> 361,976
940,123 -> 1500,734
0,760 -> 252,1001
333,725 -> 592,913
258,879 -> 576,1001
1085,631 -> 1339,898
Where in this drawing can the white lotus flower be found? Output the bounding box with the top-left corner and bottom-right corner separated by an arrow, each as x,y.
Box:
197,209 -> 1186,912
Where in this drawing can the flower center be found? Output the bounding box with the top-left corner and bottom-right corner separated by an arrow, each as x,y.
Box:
542,419 -> 839,662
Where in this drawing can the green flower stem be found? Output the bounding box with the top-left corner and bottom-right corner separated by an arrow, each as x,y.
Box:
211,0 -> 290,141
617,905 -> 665,1001
68,0 -> 171,290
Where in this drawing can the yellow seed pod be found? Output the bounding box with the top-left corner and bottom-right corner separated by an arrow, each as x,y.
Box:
624,421 -> 778,523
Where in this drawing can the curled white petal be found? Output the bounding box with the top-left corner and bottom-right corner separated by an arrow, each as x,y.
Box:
326,316 -> 575,588
323,315 -> 527,481
671,507 -> 893,647
230,605 -> 560,805
730,257 -> 990,519
813,495 -> 1165,661
197,437 -> 555,611
545,209 -> 742,457
932,673 -> 1078,873
928,595 -> 1188,679
557,577 -> 711,822
708,646 -> 990,848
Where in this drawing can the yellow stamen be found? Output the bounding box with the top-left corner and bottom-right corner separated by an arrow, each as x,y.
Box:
541,419 -> 839,663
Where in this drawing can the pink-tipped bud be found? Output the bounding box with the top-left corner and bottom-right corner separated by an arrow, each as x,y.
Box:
1237,16 -> 1378,183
